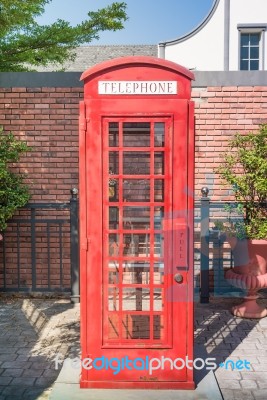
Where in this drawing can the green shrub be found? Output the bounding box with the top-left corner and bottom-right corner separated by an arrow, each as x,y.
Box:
215,124 -> 267,239
0,128 -> 31,231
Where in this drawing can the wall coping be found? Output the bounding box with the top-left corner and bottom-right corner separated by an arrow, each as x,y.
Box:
193,71 -> 267,87
0,71 -> 266,88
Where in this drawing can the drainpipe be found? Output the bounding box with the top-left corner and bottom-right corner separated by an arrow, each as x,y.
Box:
158,42 -> 166,59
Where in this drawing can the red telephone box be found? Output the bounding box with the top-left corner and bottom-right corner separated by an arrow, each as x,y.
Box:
79,56 -> 195,389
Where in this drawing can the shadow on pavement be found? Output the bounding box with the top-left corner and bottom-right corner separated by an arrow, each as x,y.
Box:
194,296 -> 267,399
0,297 -> 80,400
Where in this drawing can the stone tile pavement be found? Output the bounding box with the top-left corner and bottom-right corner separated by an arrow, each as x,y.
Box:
0,297 -> 80,400
195,297 -> 267,400
0,295 -> 266,400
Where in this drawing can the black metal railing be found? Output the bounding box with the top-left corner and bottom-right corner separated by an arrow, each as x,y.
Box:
0,189 -> 79,302
196,188 -> 245,303
0,186 -> 247,304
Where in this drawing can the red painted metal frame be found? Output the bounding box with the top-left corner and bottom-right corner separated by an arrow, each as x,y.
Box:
79,56 -> 195,389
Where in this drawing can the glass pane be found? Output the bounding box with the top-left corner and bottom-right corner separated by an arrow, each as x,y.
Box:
154,262 -> 164,284
154,234 -> 164,257
109,152 -> 119,175
250,60 -> 259,70
109,207 -> 119,229
241,46 -> 249,59
109,234 -> 119,256
122,288 -> 150,311
154,180 -> 164,202
123,152 -> 150,175
109,122 -> 119,147
250,33 -> 260,45
154,207 -> 164,230
123,179 -> 150,202
123,233 -> 164,258
155,123 -> 165,147
153,315 -> 163,340
108,313 -> 119,339
123,207 -> 150,229
122,314 -> 150,339
122,262 -> 150,284
154,289 -> 163,311
250,47 -> 259,59
240,60 -> 249,70
123,123 -> 150,147
108,260 -> 119,284
154,152 -> 164,174
109,178 -> 118,202
108,287 -> 119,311
123,234 -> 150,257
241,34 -> 249,46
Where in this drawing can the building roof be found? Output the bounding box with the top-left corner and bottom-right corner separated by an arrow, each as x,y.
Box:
80,56 -> 195,82
36,45 -> 158,72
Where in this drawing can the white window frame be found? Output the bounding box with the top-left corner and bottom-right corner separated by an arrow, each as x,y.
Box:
238,24 -> 267,71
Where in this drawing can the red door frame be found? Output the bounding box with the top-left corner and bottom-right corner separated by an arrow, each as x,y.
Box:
79,57 -> 195,389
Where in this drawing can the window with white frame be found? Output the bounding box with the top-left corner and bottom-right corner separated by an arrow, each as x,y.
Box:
238,25 -> 267,71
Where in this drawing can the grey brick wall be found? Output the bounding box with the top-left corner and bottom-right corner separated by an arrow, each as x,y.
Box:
36,45 -> 158,72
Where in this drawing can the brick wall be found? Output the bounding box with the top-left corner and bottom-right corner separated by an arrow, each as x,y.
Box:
193,86 -> 267,201
0,87 -> 83,201
1,85 -> 266,204
0,87 -> 83,292
193,85 -> 267,292
1,83 -> 267,292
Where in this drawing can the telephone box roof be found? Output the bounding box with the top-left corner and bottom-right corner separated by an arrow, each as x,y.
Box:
80,56 -> 195,82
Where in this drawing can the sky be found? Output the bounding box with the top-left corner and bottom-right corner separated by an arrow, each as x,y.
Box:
36,0 -> 215,45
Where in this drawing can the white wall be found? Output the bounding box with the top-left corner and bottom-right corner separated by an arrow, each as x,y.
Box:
229,0 -> 267,70
163,0 -> 224,71
162,0 -> 267,71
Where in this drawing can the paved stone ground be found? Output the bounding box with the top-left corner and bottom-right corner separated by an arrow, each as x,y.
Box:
0,297 -> 80,400
0,295 -> 266,400
195,297 -> 267,400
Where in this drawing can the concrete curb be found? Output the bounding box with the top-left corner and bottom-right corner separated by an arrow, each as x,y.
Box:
21,299 -> 49,335
49,359 -> 222,400
49,342 -> 223,400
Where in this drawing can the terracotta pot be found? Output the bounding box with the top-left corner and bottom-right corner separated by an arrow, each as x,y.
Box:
228,238 -> 267,275
225,239 -> 267,319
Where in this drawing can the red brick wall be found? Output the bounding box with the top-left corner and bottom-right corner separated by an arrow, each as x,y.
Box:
1,85 -> 266,203
1,85 -> 267,292
192,86 -> 267,291
0,87 -> 83,292
192,86 -> 267,201
1,86 -> 266,203
0,87 -> 83,201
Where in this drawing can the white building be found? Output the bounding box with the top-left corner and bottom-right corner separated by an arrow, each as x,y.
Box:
159,0 -> 267,71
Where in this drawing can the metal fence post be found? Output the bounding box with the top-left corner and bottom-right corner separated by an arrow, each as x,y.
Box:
70,188 -> 80,303
200,187 -> 210,303
212,229 -> 223,296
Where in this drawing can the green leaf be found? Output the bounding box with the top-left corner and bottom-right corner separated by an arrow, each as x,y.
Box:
0,127 -> 31,231
215,124 -> 267,239
0,1 -> 128,71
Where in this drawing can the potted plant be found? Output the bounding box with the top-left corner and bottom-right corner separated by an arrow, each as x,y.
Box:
215,124 -> 267,318
0,128 -> 31,239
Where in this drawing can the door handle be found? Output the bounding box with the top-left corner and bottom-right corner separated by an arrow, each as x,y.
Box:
174,273 -> 183,283
173,220 -> 188,273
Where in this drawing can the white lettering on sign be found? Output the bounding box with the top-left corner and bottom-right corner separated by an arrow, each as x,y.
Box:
98,81 -> 178,95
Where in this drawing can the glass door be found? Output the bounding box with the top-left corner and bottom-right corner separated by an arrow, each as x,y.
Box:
102,118 -> 173,348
